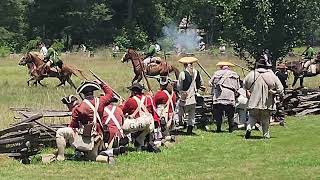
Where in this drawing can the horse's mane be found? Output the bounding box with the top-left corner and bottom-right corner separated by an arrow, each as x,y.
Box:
128,48 -> 142,60
29,51 -> 44,60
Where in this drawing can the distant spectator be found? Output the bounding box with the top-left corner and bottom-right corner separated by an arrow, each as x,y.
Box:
80,44 -> 86,52
37,41 -> 48,58
112,43 -> 120,53
199,41 -> 206,51
155,43 -> 161,52
219,45 -> 226,55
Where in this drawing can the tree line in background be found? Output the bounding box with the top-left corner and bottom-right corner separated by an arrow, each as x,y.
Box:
1,0 -> 320,63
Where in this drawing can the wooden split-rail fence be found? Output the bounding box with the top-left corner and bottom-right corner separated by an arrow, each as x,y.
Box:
0,108 -> 69,163
283,88 -> 320,116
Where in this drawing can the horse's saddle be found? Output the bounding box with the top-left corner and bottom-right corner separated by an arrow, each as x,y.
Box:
146,57 -> 162,67
301,61 -> 317,73
49,66 -> 60,73
147,62 -> 158,67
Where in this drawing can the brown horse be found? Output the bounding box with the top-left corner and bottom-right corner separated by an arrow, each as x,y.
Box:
18,52 -> 87,88
285,60 -> 320,87
121,48 -> 180,84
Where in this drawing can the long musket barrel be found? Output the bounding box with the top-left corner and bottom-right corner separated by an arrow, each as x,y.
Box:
89,70 -> 125,101
137,59 -> 152,92
232,63 -> 250,72
197,62 -> 211,78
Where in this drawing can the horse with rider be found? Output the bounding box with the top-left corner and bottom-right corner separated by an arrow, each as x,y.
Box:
285,45 -> 320,87
19,40 -> 87,87
121,47 -> 180,84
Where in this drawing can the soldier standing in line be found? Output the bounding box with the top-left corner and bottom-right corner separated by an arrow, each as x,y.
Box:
176,57 -> 204,135
209,61 -> 240,133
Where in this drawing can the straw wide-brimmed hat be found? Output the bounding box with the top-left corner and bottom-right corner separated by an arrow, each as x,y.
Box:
216,61 -> 235,67
76,81 -> 101,94
178,57 -> 199,64
277,63 -> 287,69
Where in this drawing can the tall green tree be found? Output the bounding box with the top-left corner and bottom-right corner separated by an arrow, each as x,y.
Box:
225,0 -> 308,66
0,0 -> 28,51
27,0 -> 113,48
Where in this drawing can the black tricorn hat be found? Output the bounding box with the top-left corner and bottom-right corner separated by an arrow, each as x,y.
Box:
76,81 -> 101,94
256,55 -> 272,67
158,76 -> 171,86
127,83 -> 145,92
61,95 -> 78,104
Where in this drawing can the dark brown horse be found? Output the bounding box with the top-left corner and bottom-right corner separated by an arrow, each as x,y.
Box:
285,60 -> 320,87
121,48 -> 180,84
18,52 -> 87,88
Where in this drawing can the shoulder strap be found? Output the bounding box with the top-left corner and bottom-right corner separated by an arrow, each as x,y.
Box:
217,70 -> 231,85
104,106 -> 124,137
131,96 -> 147,117
248,71 -> 261,90
163,90 -> 174,111
187,69 -> 198,92
83,98 -> 103,130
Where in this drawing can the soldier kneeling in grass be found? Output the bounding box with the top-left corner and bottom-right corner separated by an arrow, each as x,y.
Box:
56,81 -> 116,164
121,83 -> 161,153
99,96 -> 129,163
154,76 -> 177,144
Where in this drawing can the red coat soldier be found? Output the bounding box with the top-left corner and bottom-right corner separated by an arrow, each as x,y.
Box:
121,83 -> 160,153
154,76 -> 177,140
56,81 -> 113,162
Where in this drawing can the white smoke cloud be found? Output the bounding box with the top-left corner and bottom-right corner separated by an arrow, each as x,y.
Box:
158,23 -> 203,53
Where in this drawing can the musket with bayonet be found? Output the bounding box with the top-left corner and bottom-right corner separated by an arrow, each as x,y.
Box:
89,70 -> 125,102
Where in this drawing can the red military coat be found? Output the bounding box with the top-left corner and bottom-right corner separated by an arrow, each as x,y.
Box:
102,104 -> 124,144
121,93 -> 160,124
153,89 -> 177,114
69,84 -> 113,134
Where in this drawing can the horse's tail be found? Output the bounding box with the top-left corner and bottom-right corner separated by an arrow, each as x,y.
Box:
72,68 -> 88,80
170,65 -> 180,79
66,65 -> 88,80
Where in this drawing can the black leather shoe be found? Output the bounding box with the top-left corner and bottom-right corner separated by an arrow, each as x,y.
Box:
147,142 -> 161,153
245,130 -> 251,139
186,126 -> 194,135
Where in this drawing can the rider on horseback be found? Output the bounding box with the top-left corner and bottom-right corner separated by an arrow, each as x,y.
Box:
142,40 -> 162,73
302,44 -> 315,76
42,40 -> 63,75
37,41 -> 48,58
143,41 -> 159,67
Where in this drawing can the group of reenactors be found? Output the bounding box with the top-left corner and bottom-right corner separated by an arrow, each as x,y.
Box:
33,39 -> 315,164
51,50 -> 292,164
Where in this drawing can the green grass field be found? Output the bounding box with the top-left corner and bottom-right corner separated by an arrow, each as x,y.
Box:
0,51 -> 320,179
